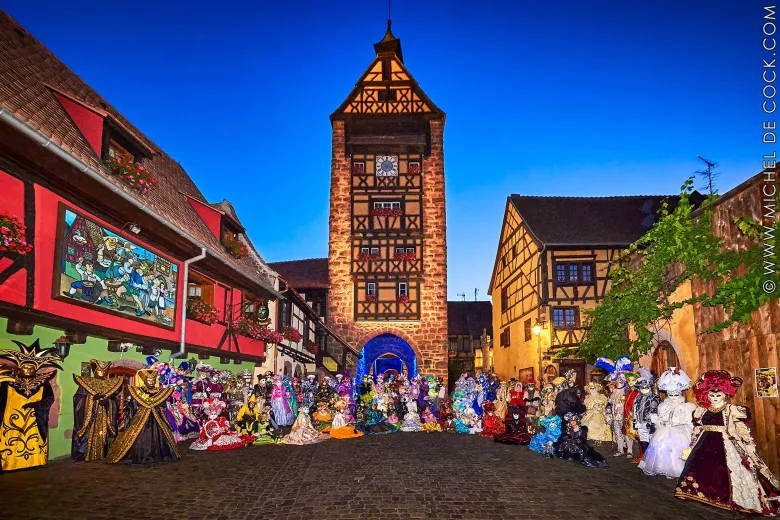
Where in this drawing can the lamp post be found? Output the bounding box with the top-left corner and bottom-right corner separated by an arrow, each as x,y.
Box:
532,319 -> 545,383
54,335 -> 71,360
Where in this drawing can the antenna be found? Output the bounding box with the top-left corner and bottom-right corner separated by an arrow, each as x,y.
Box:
695,155 -> 719,195
474,288 -> 479,301
388,0 -> 391,22
457,292 -> 466,302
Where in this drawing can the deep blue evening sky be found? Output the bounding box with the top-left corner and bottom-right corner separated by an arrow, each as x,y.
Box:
3,1 -> 760,300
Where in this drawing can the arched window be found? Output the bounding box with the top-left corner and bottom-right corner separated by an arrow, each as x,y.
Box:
651,340 -> 680,375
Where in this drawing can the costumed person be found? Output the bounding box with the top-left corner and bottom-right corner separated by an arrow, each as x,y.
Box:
555,369 -> 586,421
189,397 -> 255,450
623,368 -> 641,462
494,381 -> 509,419
283,376 -> 298,421
479,401 -> 505,438
312,400 -> 333,432
453,407 -> 470,434
554,413 -> 608,468
509,379 -> 524,408
359,403 -> 396,434
632,367 -> 660,462
494,405 -> 532,445
540,384 -> 556,417
191,363 -> 212,419
301,374 -> 318,410
105,368 -> 180,464
675,370 -> 780,515
0,340 -> 62,472
596,356 -> 632,458
581,381 -> 611,443
639,367 -> 696,478
235,396 -> 262,436
283,406 -> 329,445
438,399 -> 454,431
523,379 -> 541,417
165,379 -> 200,443
387,411 -> 400,428
270,375 -> 295,427
400,397 -> 422,432
529,413 -> 563,458
72,359 -> 122,462
253,409 -> 283,445
329,396 -> 363,439
421,407 -> 442,432
356,375 -> 374,425
318,376 -> 335,404
551,376 -> 567,398
465,406 -> 482,434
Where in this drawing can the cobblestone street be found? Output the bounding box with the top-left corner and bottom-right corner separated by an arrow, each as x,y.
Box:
0,433 -> 744,520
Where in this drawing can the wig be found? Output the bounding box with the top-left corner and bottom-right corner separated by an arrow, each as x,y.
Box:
694,370 -> 742,406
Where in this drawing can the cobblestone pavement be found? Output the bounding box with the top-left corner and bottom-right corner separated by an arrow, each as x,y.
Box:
0,433 -> 745,520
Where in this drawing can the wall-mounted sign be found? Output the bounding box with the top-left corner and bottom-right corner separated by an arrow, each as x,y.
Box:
756,367 -> 778,398
54,205 -> 178,329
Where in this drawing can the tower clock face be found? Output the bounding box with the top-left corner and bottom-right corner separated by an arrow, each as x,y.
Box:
375,155 -> 399,177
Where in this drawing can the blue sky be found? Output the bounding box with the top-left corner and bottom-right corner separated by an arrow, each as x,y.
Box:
3,1 -> 760,300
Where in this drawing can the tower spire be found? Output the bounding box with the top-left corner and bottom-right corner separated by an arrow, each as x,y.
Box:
375,0 -> 403,62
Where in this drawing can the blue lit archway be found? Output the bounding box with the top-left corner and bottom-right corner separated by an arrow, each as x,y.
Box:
356,333 -> 417,382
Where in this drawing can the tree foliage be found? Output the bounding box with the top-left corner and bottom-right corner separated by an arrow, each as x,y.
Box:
564,177 -> 780,363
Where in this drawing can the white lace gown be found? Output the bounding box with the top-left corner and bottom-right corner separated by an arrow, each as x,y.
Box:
639,396 -> 696,478
400,401 -> 422,432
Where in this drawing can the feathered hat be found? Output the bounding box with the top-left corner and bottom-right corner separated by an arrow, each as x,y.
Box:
657,367 -> 691,395
694,370 -> 743,406
635,367 -> 655,389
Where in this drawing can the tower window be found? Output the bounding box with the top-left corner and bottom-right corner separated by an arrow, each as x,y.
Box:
397,282 -> 408,297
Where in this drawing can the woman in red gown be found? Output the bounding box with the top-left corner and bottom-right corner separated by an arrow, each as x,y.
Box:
675,370 -> 780,515
479,401 -> 505,438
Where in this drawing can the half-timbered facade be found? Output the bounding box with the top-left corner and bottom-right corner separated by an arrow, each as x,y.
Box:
0,11 -> 283,459
488,194 -> 678,385
327,22 -> 448,382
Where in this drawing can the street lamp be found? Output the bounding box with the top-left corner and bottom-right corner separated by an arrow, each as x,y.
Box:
532,319 -> 546,383
54,336 -> 71,360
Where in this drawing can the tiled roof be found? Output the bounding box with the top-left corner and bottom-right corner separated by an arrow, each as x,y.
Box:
509,194 -> 684,246
447,301 -> 493,337
268,258 -> 330,289
0,10 -> 274,293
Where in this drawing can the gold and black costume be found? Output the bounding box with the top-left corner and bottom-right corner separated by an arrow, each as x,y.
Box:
71,360 -> 123,462
105,369 -> 180,464
0,340 -> 63,473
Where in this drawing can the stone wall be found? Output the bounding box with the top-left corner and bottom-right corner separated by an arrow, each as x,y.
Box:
327,119 -> 449,384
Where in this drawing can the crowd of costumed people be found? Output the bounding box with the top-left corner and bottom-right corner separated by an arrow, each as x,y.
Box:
0,340 -> 778,516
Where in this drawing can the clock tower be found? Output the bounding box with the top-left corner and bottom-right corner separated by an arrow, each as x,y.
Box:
327,22 -> 448,383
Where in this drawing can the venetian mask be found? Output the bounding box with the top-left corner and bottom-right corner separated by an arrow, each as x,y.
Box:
19,363 -> 36,378
708,390 -> 727,408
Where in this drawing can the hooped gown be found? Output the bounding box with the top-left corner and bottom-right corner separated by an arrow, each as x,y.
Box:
283,410 -> 329,445
494,412 -> 531,445
581,392 -> 612,443
105,385 -> 181,464
329,411 -> 364,439
358,408 -> 396,435
675,405 -> 780,515
639,396 -> 696,478
529,415 -> 562,456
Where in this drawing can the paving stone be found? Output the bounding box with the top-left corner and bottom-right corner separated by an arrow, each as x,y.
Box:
0,434 -> 743,520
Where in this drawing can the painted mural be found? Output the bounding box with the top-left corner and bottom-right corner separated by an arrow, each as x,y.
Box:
54,206 -> 178,327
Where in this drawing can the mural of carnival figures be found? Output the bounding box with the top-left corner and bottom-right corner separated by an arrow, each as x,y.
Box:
0,340 -> 63,472
56,207 -> 178,327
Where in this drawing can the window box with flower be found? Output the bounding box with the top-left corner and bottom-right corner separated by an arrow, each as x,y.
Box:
366,294 -> 377,303
233,316 -> 284,343
0,212 -> 32,256
186,298 -> 219,325
281,326 -> 302,342
104,154 -> 157,195
357,252 -> 381,262
370,208 -> 402,217
304,341 -> 319,354
222,235 -> 248,259
397,295 -> 410,304
393,252 -> 416,262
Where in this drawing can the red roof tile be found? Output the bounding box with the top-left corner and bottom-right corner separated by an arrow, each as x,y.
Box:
268,258 -> 329,289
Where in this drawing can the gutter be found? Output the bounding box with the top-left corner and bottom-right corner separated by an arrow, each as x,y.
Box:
0,107 -> 282,300
171,247 -> 206,361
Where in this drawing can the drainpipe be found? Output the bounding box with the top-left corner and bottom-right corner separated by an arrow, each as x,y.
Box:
171,247 -> 207,362
0,107 -> 281,300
